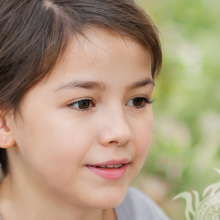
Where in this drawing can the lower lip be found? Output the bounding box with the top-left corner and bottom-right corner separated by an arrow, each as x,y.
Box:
86,164 -> 129,180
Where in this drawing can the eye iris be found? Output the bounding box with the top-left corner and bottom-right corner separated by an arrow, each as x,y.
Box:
78,100 -> 90,109
133,98 -> 143,106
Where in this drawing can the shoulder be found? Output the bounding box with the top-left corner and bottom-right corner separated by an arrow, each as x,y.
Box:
114,186 -> 170,220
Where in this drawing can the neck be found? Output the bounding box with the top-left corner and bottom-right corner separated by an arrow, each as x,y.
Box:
0,174 -> 116,220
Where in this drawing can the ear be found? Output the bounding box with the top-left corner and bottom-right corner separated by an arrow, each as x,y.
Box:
0,113 -> 17,149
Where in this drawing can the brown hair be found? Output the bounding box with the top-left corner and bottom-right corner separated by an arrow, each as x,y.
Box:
0,0 -> 162,176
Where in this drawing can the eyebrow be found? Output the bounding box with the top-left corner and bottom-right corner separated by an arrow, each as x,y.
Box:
53,78 -> 154,93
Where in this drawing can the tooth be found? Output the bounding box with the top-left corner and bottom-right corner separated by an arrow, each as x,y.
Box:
97,164 -> 123,168
113,164 -> 123,168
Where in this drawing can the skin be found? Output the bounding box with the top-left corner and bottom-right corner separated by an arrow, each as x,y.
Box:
0,27 -> 154,220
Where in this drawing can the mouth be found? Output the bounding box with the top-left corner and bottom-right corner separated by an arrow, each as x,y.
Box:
86,160 -> 131,180
86,163 -> 128,169
86,158 -> 131,167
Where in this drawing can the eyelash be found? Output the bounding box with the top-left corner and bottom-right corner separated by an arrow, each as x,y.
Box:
67,97 -> 154,112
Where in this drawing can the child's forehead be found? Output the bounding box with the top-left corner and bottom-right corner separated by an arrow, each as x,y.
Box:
54,27 -> 151,72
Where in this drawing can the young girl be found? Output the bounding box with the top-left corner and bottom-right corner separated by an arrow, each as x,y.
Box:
0,0 -> 170,219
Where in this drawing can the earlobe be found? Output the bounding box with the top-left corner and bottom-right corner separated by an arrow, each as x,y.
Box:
1,134 -> 17,149
0,114 -> 17,149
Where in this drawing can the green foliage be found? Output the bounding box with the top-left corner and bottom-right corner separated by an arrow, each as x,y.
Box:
135,0 -> 220,218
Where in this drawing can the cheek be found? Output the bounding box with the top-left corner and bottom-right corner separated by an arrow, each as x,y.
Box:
134,112 -> 153,167
16,113 -> 90,184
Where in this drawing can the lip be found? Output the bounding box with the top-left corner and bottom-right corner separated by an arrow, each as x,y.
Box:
86,163 -> 130,180
87,158 -> 131,166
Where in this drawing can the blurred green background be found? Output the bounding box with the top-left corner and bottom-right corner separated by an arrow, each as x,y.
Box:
131,0 -> 220,219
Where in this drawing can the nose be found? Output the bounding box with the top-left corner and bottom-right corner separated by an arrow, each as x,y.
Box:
98,107 -> 133,147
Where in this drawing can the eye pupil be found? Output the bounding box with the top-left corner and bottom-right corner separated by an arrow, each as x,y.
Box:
133,98 -> 143,106
79,100 -> 90,109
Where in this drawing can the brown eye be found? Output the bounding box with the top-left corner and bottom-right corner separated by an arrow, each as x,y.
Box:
126,97 -> 153,108
78,100 -> 90,109
132,98 -> 144,107
68,99 -> 94,111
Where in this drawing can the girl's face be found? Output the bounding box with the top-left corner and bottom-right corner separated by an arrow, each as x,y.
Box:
8,28 -> 153,208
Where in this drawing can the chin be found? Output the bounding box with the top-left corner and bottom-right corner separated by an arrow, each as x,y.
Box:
91,197 -> 125,209
88,186 -> 128,209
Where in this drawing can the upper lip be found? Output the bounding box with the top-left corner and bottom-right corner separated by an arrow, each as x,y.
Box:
87,158 -> 131,166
